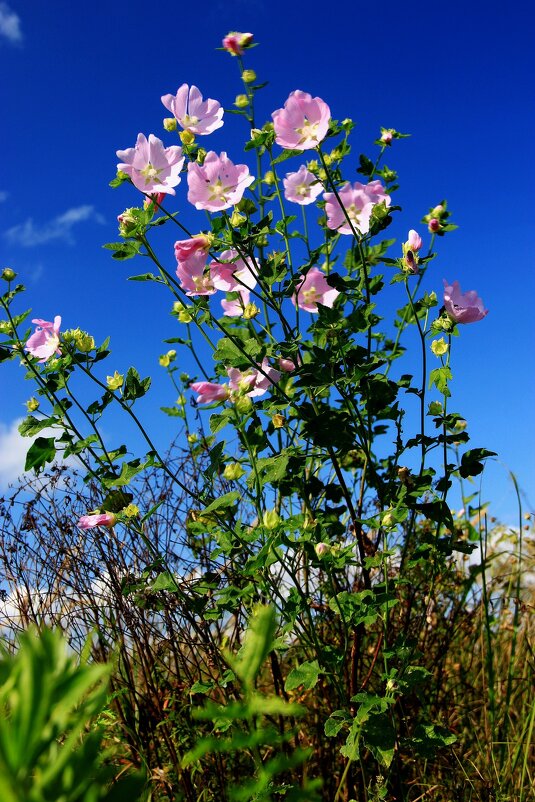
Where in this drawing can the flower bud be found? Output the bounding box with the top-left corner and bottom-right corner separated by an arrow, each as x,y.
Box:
117,208 -> 138,238
380,128 -> 394,145
106,371 -> 124,390
187,433 -> 198,444
163,117 -> 177,132
229,208 -> 247,226
122,503 -> 139,518
159,349 -> 176,367
263,509 -> 280,530
271,413 -> 285,429
243,302 -> 260,320
1,267 -> 16,282
241,69 -> 256,83
428,217 -> 441,233
196,148 -> 207,165
430,337 -> 448,357
315,542 -> 331,558
381,511 -> 395,528
0,320 -> 12,334
26,397 -> 40,412
235,94 -> 249,109
223,462 -> 246,480
263,171 -> 275,185
180,130 -> 195,146
234,395 -> 253,414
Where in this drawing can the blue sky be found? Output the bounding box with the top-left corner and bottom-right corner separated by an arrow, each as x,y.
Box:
0,0 -> 533,521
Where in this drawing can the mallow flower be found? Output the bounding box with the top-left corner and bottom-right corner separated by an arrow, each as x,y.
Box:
116,133 -> 184,195
175,235 -> 215,296
272,90 -> 331,150
283,165 -> 323,205
292,267 -> 340,313
161,84 -> 224,135
443,280 -> 488,324
227,358 -> 281,398
324,180 -> 391,235
190,381 -> 230,404
78,512 -> 116,530
187,152 -> 254,212
210,249 -> 258,317
402,229 -> 423,274
25,316 -> 62,362
222,31 -> 254,56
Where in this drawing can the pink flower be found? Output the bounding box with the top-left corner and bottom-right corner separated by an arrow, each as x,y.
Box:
175,235 -> 215,296
407,229 -> 423,251
292,267 -> 340,313
25,316 -> 62,362
222,31 -> 254,56
117,133 -> 184,195
272,90 -> 331,150
190,381 -> 229,404
187,152 -> 254,212
443,280 -> 488,324
210,250 -> 257,293
278,357 -> 296,372
227,358 -> 281,398
380,129 -> 395,145
283,165 -> 323,205
220,296 -> 249,316
428,218 -> 441,233
161,84 -> 224,136
210,249 -> 257,317
402,229 -> 423,273
78,513 -> 116,530
324,180 -> 390,235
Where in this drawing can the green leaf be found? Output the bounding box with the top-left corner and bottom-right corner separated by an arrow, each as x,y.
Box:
24,437 -> 56,472
410,723 -> 457,758
324,710 -> 352,737
284,660 -> 321,692
18,416 -> 59,437
151,571 -> 179,592
123,366 -> 151,401
233,605 -> 277,688
202,491 -> 240,515
458,448 -> 497,478
429,366 -> 452,396
102,240 -> 142,260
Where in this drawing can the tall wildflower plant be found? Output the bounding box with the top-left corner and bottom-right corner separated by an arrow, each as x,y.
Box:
1,31 -> 520,802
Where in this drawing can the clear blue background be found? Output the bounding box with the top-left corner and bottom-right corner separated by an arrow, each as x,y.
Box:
1,0 -> 533,521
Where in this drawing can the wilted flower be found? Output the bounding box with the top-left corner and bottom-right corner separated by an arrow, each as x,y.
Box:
222,31 -> 254,56
161,84 -> 224,135
283,165 -> 323,205
78,512 -> 116,530
187,152 -> 254,212
190,381 -> 229,404
116,134 -> 184,195
272,90 -> 331,150
443,280 -> 488,324
324,180 -> 390,235
25,316 -> 62,362
292,267 -> 340,313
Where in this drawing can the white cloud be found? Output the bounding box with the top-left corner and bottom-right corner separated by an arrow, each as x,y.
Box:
0,190 -> 8,202
0,418 -> 31,487
0,3 -> 22,43
4,205 -> 105,247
